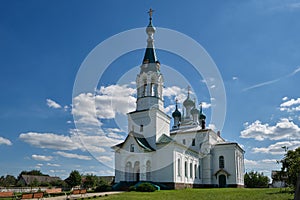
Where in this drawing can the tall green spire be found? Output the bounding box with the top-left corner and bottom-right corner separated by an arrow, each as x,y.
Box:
142,8 -> 158,64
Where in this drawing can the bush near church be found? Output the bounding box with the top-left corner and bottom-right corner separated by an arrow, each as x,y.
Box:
244,171 -> 269,188
136,182 -> 157,192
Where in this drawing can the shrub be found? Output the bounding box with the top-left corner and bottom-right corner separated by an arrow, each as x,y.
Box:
136,182 -> 157,192
128,186 -> 136,191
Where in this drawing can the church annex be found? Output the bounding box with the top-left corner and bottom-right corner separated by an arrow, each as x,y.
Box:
112,10 -> 244,189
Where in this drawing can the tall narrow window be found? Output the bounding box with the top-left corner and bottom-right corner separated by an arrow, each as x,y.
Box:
184,161 -> 187,177
142,83 -> 147,96
177,159 -> 181,176
140,125 -> 143,132
192,138 -> 195,146
183,139 -> 186,145
194,164 -> 197,178
190,163 -> 193,178
130,144 -> 134,152
198,165 -> 201,179
219,156 -> 225,169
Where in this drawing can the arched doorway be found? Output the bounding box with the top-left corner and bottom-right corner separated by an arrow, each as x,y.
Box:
125,162 -> 132,182
133,161 -> 140,182
219,174 -> 226,188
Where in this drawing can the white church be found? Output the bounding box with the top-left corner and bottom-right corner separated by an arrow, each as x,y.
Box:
112,10 -> 245,189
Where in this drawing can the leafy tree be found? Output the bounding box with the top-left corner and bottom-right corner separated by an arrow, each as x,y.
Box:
244,171 -> 269,188
279,147 -> 300,189
0,175 -> 17,187
83,174 -> 97,189
30,178 -> 39,187
65,170 -> 82,188
94,178 -> 111,192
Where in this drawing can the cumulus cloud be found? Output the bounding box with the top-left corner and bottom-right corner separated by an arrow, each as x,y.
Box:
47,163 -> 60,167
19,132 -> 80,150
0,136 -> 12,146
244,158 -> 279,174
46,99 -> 62,109
240,118 -> 300,141
232,77 -> 238,80
72,85 -> 136,126
32,154 -> 53,161
280,97 -> 300,112
163,86 -> 187,103
98,156 -> 113,163
252,141 -> 300,155
55,151 -> 92,160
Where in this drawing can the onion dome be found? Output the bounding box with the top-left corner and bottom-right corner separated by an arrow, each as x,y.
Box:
191,103 -> 199,115
172,100 -> 181,118
183,87 -> 194,107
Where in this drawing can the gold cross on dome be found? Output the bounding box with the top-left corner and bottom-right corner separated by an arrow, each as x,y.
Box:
148,8 -> 154,18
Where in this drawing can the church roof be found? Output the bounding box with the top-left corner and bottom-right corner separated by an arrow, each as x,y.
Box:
156,134 -> 174,144
133,132 -> 156,151
112,131 -> 155,152
214,169 -> 231,177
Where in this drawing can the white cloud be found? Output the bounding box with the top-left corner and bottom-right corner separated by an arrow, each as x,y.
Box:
163,86 -> 187,103
232,76 -> 238,80
201,102 -> 211,109
282,96 -> 288,101
240,118 -> 300,141
46,99 -> 61,109
98,156 -> 112,163
19,132 -> 80,150
55,151 -> 92,160
0,136 -> 12,146
72,84 -> 136,126
47,163 -> 60,167
252,140 -> 300,155
32,154 -> 53,161
280,97 -> 300,112
280,97 -> 300,107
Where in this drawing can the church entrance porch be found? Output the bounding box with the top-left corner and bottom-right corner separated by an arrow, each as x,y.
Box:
133,161 -> 140,182
218,175 -> 227,188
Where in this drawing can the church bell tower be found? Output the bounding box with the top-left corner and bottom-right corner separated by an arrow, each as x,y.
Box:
128,9 -> 170,149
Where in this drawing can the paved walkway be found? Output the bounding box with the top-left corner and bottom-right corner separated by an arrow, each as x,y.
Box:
45,191 -> 123,200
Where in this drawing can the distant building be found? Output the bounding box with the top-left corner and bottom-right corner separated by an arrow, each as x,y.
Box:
18,175 -> 61,186
271,170 -> 287,188
112,11 -> 245,189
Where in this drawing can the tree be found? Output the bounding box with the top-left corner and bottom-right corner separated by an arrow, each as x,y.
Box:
82,174 -> 97,189
279,147 -> 300,189
0,175 -> 17,187
244,171 -> 269,188
65,170 -> 82,188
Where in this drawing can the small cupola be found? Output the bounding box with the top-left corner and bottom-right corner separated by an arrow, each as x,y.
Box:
198,103 -> 206,129
172,99 -> 181,129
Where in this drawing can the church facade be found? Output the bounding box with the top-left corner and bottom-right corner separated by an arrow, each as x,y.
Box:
112,12 -> 245,189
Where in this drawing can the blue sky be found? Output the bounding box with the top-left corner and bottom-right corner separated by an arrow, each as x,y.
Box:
1,0 -> 300,179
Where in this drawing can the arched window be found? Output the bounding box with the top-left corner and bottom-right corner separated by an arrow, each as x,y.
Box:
219,156 -> 225,169
146,160 -> 151,181
142,83 -> 147,96
184,161 -> 188,177
177,158 -> 181,176
130,144 -> 134,152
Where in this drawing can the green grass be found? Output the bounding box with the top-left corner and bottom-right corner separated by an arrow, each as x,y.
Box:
100,188 -> 293,200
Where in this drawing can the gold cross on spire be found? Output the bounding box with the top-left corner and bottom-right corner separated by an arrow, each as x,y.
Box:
148,8 -> 154,18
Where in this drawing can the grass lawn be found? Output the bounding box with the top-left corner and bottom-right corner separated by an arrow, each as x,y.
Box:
100,188 -> 293,200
